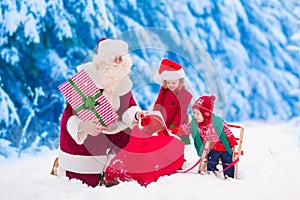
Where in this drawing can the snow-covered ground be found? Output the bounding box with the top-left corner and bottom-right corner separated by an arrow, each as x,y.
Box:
1,121 -> 299,200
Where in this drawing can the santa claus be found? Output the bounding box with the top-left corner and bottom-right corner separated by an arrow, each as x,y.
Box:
56,38 -> 143,187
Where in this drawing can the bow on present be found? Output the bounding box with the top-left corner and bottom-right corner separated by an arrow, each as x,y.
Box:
68,78 -> 106,127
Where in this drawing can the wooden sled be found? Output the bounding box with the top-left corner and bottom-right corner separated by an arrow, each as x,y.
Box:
198,123 -> 245,179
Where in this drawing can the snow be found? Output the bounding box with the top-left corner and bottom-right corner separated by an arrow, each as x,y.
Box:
0,2 -> 300,195
1,0 -> 300,155
55,19 -> 73,40
0,47 -> 20,65
0,87 -> 20,127
1,121 -> 299,200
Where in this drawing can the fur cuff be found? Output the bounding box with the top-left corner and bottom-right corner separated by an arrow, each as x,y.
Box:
67,115 -> 87,145
122,106 -> 141,129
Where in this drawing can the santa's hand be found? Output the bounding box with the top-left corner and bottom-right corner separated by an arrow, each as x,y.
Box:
78,119 -> 106,136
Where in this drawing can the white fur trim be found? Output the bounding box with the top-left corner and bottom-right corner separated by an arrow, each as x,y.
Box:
76,62 -> 132,97
122,105 -> 141,129
109,78 -> 133,111
58,150 -> 108,174
97,39 -> 128,55
102,105 -> 140,135
113,77 -> 133,96
111,95 -> 120,111
67,113 -> 128,136
67,115 -> 87,145
76,62 -> 99,83
153,68 -> 185,84
102,120 -> 129,135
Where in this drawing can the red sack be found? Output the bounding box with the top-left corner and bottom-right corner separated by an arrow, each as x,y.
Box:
105,112 -> 184,186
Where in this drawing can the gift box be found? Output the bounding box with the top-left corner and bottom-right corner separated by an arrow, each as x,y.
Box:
58,70 -> 119,127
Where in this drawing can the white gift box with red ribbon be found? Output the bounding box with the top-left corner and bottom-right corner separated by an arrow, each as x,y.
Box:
58,70 -> 119,127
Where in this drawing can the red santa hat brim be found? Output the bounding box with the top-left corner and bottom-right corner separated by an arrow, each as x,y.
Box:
153,58 -> 186,84
153,68 -> 185,84
97,39 -> 128,55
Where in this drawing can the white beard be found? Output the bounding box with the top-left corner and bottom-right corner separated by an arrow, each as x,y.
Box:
96,54 -> 132,100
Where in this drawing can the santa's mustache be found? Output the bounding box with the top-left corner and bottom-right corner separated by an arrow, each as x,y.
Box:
111,63 -> 122,68
98,63 -> 130,89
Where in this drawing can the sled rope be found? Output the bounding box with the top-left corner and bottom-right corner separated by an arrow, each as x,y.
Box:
227,124 -> 242,129
180,156 -> 239,174
153,116 -> 169,135
215,158 -> 240,174
181,157 -> 202,173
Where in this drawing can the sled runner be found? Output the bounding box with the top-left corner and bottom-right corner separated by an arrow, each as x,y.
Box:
198,123 -> 244,179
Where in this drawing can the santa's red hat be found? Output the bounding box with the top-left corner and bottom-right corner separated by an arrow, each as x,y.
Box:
153,59 -> 186,84
192,95 -> 216,121
97,38 -> 128,55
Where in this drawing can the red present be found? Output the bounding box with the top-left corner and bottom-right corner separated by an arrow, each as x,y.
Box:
58,70 -> 119,127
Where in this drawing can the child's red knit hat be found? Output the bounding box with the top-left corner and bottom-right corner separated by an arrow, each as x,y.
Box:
192,95 -> 216,121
